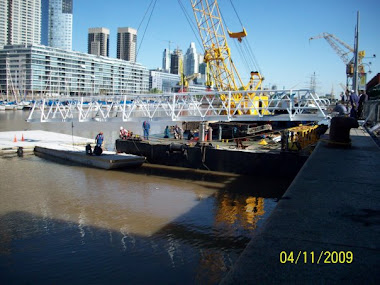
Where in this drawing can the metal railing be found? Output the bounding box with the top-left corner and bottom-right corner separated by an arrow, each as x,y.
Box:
27,89 -> 330,123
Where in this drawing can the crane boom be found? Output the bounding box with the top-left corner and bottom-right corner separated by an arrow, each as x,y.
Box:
191,0 -> 243,91
190,0 -> 267,116
310,31 -> 366,92
309,32 -> 353,64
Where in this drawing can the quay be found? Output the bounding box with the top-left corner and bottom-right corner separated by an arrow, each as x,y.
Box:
0,130 -> 93,151
0,130 -> 145,169
221,127 -> 380,284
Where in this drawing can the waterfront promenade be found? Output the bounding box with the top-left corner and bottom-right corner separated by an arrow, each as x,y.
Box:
221,127 -> 380,284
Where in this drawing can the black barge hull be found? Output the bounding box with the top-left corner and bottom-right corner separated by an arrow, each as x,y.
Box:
116,139 -> 307,178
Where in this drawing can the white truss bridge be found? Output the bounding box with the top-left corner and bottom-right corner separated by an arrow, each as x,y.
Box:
27,89 -> 331,123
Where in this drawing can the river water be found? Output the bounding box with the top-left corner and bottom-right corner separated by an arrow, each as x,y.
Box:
0,110 -> 293,284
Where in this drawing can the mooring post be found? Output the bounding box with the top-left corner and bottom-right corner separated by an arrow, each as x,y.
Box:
199,122 -> 207,142
218,124 -> 222,141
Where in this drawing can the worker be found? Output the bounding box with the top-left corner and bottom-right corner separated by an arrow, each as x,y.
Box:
340,92 -> 345,103
349,90 -> 359,119
164,126 -> 170,138
142,120 -> 150,140
94,132 -> 104,156
119,126 -> 127,139
333,102 -> 348,116
95,132 -> 104,147
357,90 -> 368,119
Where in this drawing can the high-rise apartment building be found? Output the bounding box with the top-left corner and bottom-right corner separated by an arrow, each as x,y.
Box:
41,0 -> 73,50
0,0 -> 41,48
170,48 -> 182,75
0,0 -> 8,47
0,44 -> 150,96
117,27 -> 137,62
162,48 -> 171,73
88,27 -> 110,57
184,42 -> 199,76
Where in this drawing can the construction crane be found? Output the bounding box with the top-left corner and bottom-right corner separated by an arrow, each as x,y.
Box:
309,32 -> 365,92
190,0 -> 266,115
175,56 -> 201,92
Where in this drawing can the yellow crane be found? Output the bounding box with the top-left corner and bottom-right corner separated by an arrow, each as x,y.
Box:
309,32 -> 365,92
190,0 -> 267,115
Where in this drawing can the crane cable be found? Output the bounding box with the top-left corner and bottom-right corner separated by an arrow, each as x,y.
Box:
227,0 -> 263,76
177,0 -> 204,54
136,0 -> 158,60
220,2 -> 250,73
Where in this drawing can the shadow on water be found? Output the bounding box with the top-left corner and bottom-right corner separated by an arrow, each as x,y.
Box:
0,198 -> 256,284
35,150 -> 293,198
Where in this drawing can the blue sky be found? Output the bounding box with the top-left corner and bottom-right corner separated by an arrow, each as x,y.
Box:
72,0 -> 379,97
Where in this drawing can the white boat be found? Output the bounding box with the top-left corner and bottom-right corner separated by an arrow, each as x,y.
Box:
0,105 -> 5,111
17,101 -> 33,110
4,104 -> 16,110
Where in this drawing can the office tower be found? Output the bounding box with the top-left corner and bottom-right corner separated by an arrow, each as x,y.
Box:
42,0 -> 73,50
88,27 -> 110,57
184,42 -> 198,76
117,27 -> 137,62
162,48 -> 171,73
0,0 -> 41,48
170,48 -> 182,75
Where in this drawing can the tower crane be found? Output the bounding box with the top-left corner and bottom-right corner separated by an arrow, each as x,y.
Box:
190,0 -> 266,115
309,32 -> 365,92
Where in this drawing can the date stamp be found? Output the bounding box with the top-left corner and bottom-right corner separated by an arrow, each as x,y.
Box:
279,251 -> 353,264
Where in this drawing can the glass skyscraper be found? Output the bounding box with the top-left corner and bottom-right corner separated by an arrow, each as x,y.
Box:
184,42 -> 199,76
41,0 -> 73,50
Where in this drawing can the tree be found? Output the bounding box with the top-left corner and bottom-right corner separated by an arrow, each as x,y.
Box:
149,88 -> 162,94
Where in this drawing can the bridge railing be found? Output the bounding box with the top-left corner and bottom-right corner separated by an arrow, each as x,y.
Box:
27,89 -> 330,122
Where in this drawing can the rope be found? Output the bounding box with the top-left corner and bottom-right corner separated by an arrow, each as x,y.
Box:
130,138 -> 149,163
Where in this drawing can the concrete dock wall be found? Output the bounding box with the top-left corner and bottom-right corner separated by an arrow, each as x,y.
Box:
221,127 -> 380,284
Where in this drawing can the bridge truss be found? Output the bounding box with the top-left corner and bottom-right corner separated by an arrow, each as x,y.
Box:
27,89 -> 330,123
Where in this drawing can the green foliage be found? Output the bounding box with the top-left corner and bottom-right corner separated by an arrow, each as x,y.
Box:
149,88 -> 162,94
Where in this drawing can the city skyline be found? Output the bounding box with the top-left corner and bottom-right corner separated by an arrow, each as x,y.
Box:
72,0 -> 379,96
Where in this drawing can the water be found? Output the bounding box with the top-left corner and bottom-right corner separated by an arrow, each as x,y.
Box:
0,111 -> 292,284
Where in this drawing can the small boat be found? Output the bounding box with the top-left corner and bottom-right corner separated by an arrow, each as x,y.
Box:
34,146 -> 145,170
